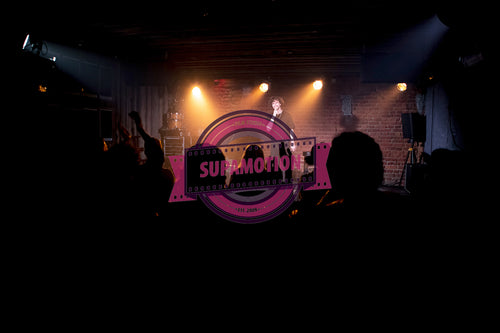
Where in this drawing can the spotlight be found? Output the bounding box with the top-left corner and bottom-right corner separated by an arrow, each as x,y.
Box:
21,34 -> 47,56
22,34 -> 30,50
397,83 -> 407,92
259,82 -> 269,93
313,80 -> 323,90
192,86 -> 202,98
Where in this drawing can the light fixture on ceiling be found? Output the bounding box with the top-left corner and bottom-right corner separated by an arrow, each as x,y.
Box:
397,83 -> 407,92
259,82 -> 269,93
313,80 -> 323,90
192,86 -> 202,98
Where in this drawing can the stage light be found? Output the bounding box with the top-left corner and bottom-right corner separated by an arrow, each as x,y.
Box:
313,80 -> 323,90
397,83 -> 407,92
22,34 -> 30,50
21,34 -> 47,56
192,86 -> 202,98
38,84 -> 47,93
259,82 -> 269,93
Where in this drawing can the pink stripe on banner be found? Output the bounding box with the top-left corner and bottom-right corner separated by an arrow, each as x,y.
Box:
202,115 -> 290,145
304,143 -> 332,191
168,155 -> 196,202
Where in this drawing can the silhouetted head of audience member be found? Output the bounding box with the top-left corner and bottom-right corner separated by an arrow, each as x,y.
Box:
144,137 -> 165,169
242,144 -> 264,162
327,131 -> 383,199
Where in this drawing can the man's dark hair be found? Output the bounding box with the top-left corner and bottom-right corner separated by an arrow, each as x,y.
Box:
326,131 -> 384,196
269,96 -> 285,108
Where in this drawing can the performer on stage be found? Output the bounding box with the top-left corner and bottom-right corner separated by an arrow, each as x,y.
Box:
267,96 -> 296,151
269,96 -> 295,133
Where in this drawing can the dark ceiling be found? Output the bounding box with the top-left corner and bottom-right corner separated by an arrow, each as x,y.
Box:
16,1 -> 482,81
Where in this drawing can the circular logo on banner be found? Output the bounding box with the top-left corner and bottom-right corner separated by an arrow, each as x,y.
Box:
189,110 -> 303,224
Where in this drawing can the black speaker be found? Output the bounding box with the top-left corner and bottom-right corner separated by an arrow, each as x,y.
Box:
401,113 -> 426,142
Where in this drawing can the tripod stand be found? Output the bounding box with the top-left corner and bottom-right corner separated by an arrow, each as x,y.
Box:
398,139 -> 417,188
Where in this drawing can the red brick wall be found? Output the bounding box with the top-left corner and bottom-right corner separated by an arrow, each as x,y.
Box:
189,76 -> 418,186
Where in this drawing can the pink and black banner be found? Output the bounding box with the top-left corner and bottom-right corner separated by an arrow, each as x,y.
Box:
168,110 -> 331,223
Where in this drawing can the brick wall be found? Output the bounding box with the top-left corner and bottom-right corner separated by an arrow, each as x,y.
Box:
186,76 -> 418,186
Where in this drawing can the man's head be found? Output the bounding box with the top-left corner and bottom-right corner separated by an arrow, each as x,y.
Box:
270,96 -> 285,112
327,131 -> 384,197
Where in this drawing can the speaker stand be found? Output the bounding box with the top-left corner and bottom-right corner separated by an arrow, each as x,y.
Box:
398,139 -> 417,188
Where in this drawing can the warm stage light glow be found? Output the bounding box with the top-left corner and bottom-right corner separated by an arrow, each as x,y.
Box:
396,83 -> 407,92
185,84 -> 218,138
240,86 -> 266,109
313,80 -> 323,90
259,82 -> 269,93
38,85 -> 47,93
287,81 -> 323,119
192,86 -> 202,98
